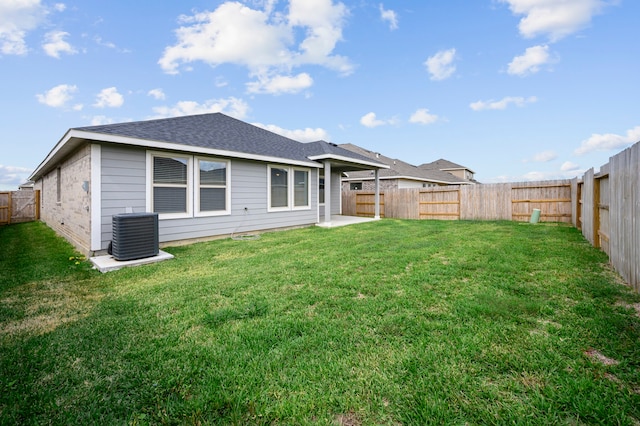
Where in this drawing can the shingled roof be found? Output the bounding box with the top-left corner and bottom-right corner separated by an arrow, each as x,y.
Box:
419,158 -> 475,174
74,113 -> 316,164
339,143 -> 473,184
30,113 -> 387,181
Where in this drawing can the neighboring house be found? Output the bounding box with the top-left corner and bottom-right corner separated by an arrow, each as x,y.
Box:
29,113 -> 387,257
339,143 -> 476,192
418,159 -> 478,183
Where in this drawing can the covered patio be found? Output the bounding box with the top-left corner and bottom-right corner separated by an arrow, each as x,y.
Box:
305,142 -> 389,228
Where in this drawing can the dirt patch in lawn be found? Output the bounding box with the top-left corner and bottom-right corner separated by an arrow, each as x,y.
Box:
584,349 -> 619,366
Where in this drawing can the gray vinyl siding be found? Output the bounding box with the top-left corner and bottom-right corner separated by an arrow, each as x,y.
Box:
99,144 -> 318,249
100,145 -> 146,247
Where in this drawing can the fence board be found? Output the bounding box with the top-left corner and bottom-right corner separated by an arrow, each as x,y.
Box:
460,183 -> 512,220
0,192 -> 9,225
0,190 -> 39,225
608,142 -> 640,291
342,180 -> 572,223
581,169 -> 596,246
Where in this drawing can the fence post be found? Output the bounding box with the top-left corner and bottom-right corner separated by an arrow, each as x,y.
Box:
593,176 -> 601,248
7,192 -> 12,225
35,190 -> 41,220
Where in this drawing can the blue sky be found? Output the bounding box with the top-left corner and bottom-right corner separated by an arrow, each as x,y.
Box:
1,0 -> 639,190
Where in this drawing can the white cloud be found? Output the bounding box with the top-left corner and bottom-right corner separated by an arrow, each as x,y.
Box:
425,48 -> 457,81
90,115 -> 115,126
246,72 -> 313,95
42,30 -> 76,58
561,161 -> 580,171
574,126 -> 640,155
148,88 -> 166,100
94,87 -> 124,108
151,97 -> 249,120
0,0 -> 46,55
409,108 -> 439,125
379,4 -> 398,30
470,96 -> 537,111
360,112 -> 388,128
529,150 -> 558,162
0,164 -> 33,189
508,44 -> 551,76
486,165 -> 584,183
500,0 -> 607,41
36,83 -> 77,108
252,123 -> 329,142
158,0 -> 352,79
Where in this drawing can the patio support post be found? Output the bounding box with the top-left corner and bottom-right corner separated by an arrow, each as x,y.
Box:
374,168 -> 381,219
324,160 -> 332,225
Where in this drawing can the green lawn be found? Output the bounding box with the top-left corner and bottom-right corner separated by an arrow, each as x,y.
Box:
1,220 -> 639,425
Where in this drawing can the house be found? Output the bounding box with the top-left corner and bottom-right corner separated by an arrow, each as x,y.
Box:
339,143 -> 476,192
418,159 -> 477,183
28,113 -> 388,257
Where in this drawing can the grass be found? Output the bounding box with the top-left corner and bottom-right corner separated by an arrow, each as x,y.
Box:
1,219 -> 639,425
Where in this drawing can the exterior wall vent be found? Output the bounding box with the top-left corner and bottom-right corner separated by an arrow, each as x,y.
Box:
110,212 -> 159,261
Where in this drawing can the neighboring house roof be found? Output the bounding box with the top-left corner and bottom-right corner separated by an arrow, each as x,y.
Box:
419,158 -> 476,174
29,113 -> 387,182
338,143 -> 473,185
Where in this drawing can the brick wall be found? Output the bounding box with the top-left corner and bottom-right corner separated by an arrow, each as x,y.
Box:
36,143 -> 92,255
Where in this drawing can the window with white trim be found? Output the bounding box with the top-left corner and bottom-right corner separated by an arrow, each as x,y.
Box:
149,152 -> 230,218
319,169 -> 325,205
195,158 -> 229,216
152,154 -> 190,217
268,165 -> 310,211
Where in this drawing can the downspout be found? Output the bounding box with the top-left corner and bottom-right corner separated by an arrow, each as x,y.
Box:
374,168 -> 381,219
324,160 -> 332,225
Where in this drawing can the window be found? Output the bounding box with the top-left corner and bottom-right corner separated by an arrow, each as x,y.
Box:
350,182 -> 363,191
196,158 -> 229,216
319,169 -> 325,204
148,152 -> 230,218
268,165 -> 310,211
270,167 -> 288,209
294,170 -> 309,207
56,167 -> 62,203
152,155 -> 190,216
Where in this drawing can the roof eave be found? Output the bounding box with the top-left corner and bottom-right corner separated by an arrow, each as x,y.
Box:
307,153 -> 389,169
342,175 -> 473,185
30,129 -> 322,181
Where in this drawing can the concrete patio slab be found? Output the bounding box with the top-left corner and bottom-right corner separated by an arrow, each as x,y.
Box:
90,250 -> 174,273
316,215 -> 380,228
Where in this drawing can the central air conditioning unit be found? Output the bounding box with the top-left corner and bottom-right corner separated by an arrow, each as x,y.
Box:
109,212 -> 159,261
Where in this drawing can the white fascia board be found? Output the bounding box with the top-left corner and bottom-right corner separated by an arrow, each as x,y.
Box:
73,130 -> 322,168
342,175 -> 470,185
30,130 -> 322,180
308,154 -> 390,169
29,129 -> 76,181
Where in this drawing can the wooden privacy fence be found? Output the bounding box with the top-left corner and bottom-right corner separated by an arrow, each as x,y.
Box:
0,190 -> 40,225
343,142 -> 640,292
574,141 -> 640,292
342,179 -> 573,223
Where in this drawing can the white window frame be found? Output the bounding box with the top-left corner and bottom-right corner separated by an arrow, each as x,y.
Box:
318,168 -> 325,206
147,152 -> 192,220
194,156 -> 231,217
292,167 -> 311,211
267,165 -> 311,212
147,151 -> 232,220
